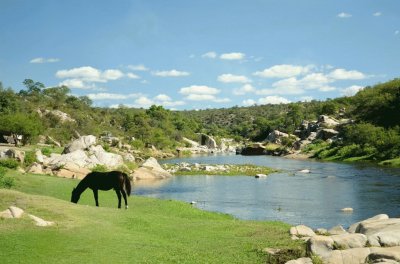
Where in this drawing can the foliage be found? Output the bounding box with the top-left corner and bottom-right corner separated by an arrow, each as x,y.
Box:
91,164 -> 108,172
0,158 -> 19,169
40,147 -> 53,157
0,167 -> 15,188
23,151 -> 37,167
0,112 -> 43,145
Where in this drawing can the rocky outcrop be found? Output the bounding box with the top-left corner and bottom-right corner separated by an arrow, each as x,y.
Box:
38,109 -> 75,123
0,149 -> 25,163
266,130 -> 299,144
199,134 -> 217,149
318,115 -> 340,128
240,143 -> 266,155
316,129 -> 339,141
0,206 -> 54,227
62,135 -> 97,154
286,214 -> 400,264
132,157 -> 172,180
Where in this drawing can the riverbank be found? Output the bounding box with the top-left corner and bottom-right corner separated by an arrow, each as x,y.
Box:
0,170 -> 304,263
162,162 -> 278,176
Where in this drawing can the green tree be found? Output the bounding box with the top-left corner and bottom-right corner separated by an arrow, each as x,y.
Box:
0,113 -> 43,145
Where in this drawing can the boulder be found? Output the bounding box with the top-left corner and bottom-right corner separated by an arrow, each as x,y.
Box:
2,149 -> 25,164
331,233 -> 367,249
123,153 -> 135,163
328,225 -> 348,235
199,134 -> 217,149
132,157 -> 172,180
285,257 -> 313,264
266,130 -> 289,144
323,248 -> 371,264
318,115 -> 340,128
35,149 -> 44,164
316,128 -> 339,141
348,214 -> 390,233
357,218 -> 400,247
9,206 -> 24,218
27,162 -> 44,174
241,143 -> 266,155
88,145 -> 124,168
307,235 -> 334,258
290,225 -> 316,237
63,135 -> 97,154
183,137 -> 200,147
369,247 -> 400,262
54,162 -> 91,179
28,214 -> 55,227
48,149 -> 90,168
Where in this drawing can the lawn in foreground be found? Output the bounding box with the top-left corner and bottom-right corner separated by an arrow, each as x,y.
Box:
0,172 -> 304,263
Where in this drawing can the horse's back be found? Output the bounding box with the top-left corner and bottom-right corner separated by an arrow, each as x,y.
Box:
85,171 -> 126,190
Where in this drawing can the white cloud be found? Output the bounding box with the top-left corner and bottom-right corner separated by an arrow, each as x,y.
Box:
126,73 -> 140,79
253,64 -> 311,78
102,69 -> 124,80
59,79 -> 89,89
30,57 -> 60,64
328,68 -> 366,80
154,94 -> 172,101
152,69 -> 190,77
217,74 -> 251,83
202,51 -> 217,59
128,64 -> 149,71
337,12 -> 352,18
185,94 -> 217,101
213,98 -> 231,103
373,12 -> 382,17
56,66 -> 125,83
87,93 -> 141,100
135,96 -> 154,108
319,86 -> 336,92
301,73 -> 331,89
220,52 -> 245,60
153,94 -> 185,107
395,30 -> 399,35
233,84 -> 256,95
242,99 -> 257,106
258,96 -> 291,105
300,96 -> 313,102
341,85 -> 364,96
179,85 -> 220,95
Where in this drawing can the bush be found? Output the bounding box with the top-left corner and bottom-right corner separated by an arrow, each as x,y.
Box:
41,147 -> 52,157
91,164 -> 108,172
0,159 -> 19,169
0,167 -> 15,188
24,151 -> 36,167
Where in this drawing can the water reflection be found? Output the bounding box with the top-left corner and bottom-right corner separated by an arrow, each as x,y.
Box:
134,155 -> 400,228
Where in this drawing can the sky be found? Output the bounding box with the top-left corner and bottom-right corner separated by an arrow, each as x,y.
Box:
0,0 -> 399,110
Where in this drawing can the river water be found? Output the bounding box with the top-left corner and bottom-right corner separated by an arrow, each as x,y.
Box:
133,154 -> 400,229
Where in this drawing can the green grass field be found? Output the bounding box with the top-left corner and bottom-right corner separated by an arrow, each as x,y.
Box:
0,171 -> 304,263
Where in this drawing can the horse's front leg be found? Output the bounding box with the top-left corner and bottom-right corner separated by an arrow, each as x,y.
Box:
93,189 -> 99,207
115,190 -> 122,209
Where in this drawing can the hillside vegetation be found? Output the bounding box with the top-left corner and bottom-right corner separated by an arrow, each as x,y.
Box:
0,78 -> 399,164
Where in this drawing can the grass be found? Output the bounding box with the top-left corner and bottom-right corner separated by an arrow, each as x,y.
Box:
379,157 -> 400,167
0,171 -> 304,263
164,163 -> 278,176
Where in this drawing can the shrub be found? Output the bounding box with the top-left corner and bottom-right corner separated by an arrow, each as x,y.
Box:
91,164 -> 108,172
0,167 -> 15,189
0,159 -> 19,169
41,147 -> 52,157
24,151 -> 36,167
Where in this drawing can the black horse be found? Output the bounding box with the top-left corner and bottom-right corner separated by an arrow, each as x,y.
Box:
71,171 -> 132,209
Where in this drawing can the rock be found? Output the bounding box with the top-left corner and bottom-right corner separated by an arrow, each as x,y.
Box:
241,143 -> 266,155
123,153 -> 135,163
341,207 -> 354,212
54,162 -> 91,179
323,248 -> 371,264
28,214 -> 55,227
331,233 -> 368,249
285,257 -> 313,264
3,149 -> 25,164
290,225 -> 316,237
263,248 -> 282,255
255,174 -> 267,178
42,109 -> 75,123
328,225 -> 348,235
27,162 -> 43,174
132,157 -> 172,180
46,135 -> 61,147
266,130 -> 290,144
9,206 -> 24,218
348,214 -> 389,233
48,149 -> 90,168
63,135 -> 97,154
0,208 -> 13,218
35,149 -> 44,163
179,167 -> 192,172
369,246 -> 400,262
318,115 -> 340,128
316,228 -> 328,235
307,235 -> 334,258
316,128 -> 339,141
298,169 -> 310,173
357,218 -> 400,247
88,145 -> 124,168
183,137 -> 200,147
199,134 -> 217,149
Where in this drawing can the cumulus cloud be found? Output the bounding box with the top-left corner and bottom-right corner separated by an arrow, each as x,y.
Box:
202,51 -> 217,59
341,85 -> 364,96
300,96 -> 314,102
102,69 -> 124,80
127,64 -> 149,71
258,96 -> 291,105
134,96 -> 154,108
154,94 -> 172,101
152,69 -> 190,77
242,99 -> 257,106
220,52 -> 245,60
179,85 -> 220,95
253,64 -> 312,78
126,73 -> 140,79
86,93 -> 141,100
233,84 -> 256,95
30,57 -> 60,64
59,79 -> 90,89
328,68 -> 366,80
373,12 -> 382,17
56,66 -> 125,83
217,74 -> 251,83
337,12 -> 352,18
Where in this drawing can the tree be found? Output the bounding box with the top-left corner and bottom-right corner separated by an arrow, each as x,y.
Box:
0,113 -> 43,145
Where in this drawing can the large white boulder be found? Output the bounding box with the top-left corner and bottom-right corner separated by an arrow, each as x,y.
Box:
63,135 -> 97,154
88,145 -> 124,168
133,157 -> 172,180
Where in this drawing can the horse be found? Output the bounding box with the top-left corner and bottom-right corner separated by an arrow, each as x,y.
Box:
71,171 -> 132,209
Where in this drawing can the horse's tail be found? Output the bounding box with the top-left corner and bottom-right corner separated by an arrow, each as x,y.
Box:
123,173 -> 132,196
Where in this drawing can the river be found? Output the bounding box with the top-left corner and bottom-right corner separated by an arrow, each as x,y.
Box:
133,154 -> 400,229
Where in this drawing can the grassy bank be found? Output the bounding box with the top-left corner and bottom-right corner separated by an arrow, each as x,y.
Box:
0,171 -> 304,263
163,163 -> 278,176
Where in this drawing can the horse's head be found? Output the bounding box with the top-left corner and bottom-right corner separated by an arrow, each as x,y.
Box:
71,188 -> 80,203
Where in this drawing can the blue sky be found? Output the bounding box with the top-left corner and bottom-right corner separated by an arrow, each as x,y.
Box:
0,0 -> 399,110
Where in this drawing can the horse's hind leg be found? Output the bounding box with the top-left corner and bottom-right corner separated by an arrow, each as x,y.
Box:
121,189 -> 128,209
93,189 -> 99,207
115,190 -> 122,209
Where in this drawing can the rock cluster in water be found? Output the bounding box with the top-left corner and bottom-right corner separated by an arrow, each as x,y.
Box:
284,214 -> 400,264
